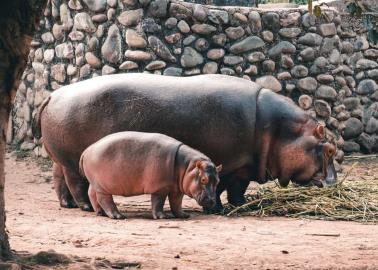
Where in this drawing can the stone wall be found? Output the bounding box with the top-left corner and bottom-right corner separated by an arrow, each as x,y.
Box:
9,0 -> 378,168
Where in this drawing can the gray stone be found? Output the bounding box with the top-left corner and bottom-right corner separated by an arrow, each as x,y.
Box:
148,0 -> 168,18
101,24 -> 122,64
68,0 -> 83,10
277,71 -> 291,80
51,64 -> 66,83
291,65 -> 308,78
69,30 -> 86,41
298,33 -> 323,46
141,18 -> 161,33
108,8 -> 116,21
126,29 -> 147,48
193,4 -> 207,21
244,65 -> 258,75
300,47 -> 316,61
148,36 -> 176,63
92,14 -> 107,23
247,51 -> 265,63
343,118 -> 364,139
119,61 -> 139,70
123,0 -> 138,6
367,69 -> 378,79
41,32 -> 54,44
74,13 -> 96,33
230,36 -> 265,54
55,42 -> 74,59
124,50 -> 152,61
163,67 -> 182,76
102,65 -> 116,75
366,118 -> 378,134
85,52 -> 102,68
335,76 -> 346,87
268,41 -> 296,59
146,60 -> 166,70
343,141 -> 360,153
316,74 -> 334,84
177,20 -> 190,33
169,3 -> 192,19
262,60 -> 275,72
298,95 -> 313,110
194,38 -> 209,52
341,41 -> 354,54
107,0 -> 117,7
248,11 -> 262,33
315,85 -> 337,101
96,24 -> 105,38
357,79 -> 378,95
82,0 -> 106,12
60,3 -> 73,30
329,49 -> 341,65
280,12 -> 301,27
280,55 -> 294,69
318,23 -> 336,37
261,31 -> 274,43
181,47 -> 203,68
80,64 -> 91,79
220,68 -> 235,76
224,55 -> 243,65
357,133 -> 375,153
88,37 -> 99,52
184,68 -> 201,76
44,49 -> 55,63
207,49 -> 225,60
233,12 -> 248,23
302,13 -> 316,28
118,9 -> 144,26
314,100 -> 331,118
67,64 -> 77,76
356,59 -> 378,70
320,36 -> 340,55
278,28 -> 301,38
255,75 -> 281,92
297,77 -> 317,93
364,49 -> 378,59
191,24 -> 216,35
183,35 -> 196,46
354,36 -> 369,51
212,34 -> 227,46
262,12 -> 280,32
165,33 -> 181,44
52,24 -> 64,40
203,62 -> 218,74
165,17 -> 177,29
226,26 -> 245,40
139,0 -> 151,6
208,9 -> 229,24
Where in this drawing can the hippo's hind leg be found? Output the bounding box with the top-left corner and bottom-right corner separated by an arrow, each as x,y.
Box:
88,184 -> 105,216
151,193 -> 168,219
62,166 -> 93,211
53,163 -> 77,208
168,192 -> 189,219
96,191 -> 125,219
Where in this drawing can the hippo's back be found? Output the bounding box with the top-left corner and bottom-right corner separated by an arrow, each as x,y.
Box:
42,74 -> 261,171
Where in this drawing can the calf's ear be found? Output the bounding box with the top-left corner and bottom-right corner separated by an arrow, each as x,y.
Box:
314,125 -> 325,139
196,161 -> 203,170
216,164 -> 223,173
323,143 -> 336,160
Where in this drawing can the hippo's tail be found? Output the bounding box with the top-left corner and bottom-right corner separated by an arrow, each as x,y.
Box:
79,153 -> 85,178
32,96 -> 51,139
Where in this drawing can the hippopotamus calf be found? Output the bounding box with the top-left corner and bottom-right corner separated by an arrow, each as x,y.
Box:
79,131 -> 222,219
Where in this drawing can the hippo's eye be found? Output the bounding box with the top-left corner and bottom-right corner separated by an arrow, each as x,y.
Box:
201,177 -> 208,185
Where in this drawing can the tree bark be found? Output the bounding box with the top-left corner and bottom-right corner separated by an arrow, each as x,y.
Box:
0,0 -> 47,259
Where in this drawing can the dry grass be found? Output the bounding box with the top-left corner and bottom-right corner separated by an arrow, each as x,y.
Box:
225,163 -> 378,223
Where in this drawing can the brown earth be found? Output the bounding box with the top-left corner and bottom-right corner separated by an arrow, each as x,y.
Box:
4,151 -> 378,269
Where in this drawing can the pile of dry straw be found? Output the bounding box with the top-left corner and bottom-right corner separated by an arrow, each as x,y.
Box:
225,163 -> 378,223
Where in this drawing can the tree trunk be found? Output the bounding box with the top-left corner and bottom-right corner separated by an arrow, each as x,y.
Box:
0,0 -> 47,260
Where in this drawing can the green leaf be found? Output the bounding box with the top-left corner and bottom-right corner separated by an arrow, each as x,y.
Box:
313,5 -> 322,17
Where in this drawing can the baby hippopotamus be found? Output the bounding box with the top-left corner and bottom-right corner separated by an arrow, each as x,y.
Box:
79,131 -> 222,219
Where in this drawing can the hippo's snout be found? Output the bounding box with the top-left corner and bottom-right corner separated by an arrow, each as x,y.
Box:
196,193 -> 216,208
311,161 -> 338,188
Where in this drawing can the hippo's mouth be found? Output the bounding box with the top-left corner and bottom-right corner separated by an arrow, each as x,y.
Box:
310,161 -> 337,188
195,192 -> 216,208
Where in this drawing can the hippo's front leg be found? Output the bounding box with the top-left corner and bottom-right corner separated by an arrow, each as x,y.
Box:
168,192 -> 190,219
151,193 -> 168,219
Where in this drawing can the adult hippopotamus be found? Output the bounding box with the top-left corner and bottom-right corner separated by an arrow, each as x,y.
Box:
79,131 -> 222,219
33,73 -> 337,213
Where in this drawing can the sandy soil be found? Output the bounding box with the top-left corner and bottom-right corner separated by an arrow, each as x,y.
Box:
4,152 -> 378,269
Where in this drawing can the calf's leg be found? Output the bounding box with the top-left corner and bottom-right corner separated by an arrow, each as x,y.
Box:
168,192 -> 189,218
151,193 -> 168,219
96,191 -> 125,219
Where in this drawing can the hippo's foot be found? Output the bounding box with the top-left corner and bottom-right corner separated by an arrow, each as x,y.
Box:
60,198 -> 78,209
79,203 -> 94,212
172,211 -> 190,219
108,212 -> 126,220
228,197 -> 246,207
152,211 -> 168,219
203,203 -> 224,215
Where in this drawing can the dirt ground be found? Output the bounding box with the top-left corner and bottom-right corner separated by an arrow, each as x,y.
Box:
4,151 -> 378,270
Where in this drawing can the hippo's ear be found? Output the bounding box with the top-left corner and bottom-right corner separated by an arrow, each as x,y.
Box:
216,164 -> 223,173
314,125 -> 325,140
196,161 -> 203,170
